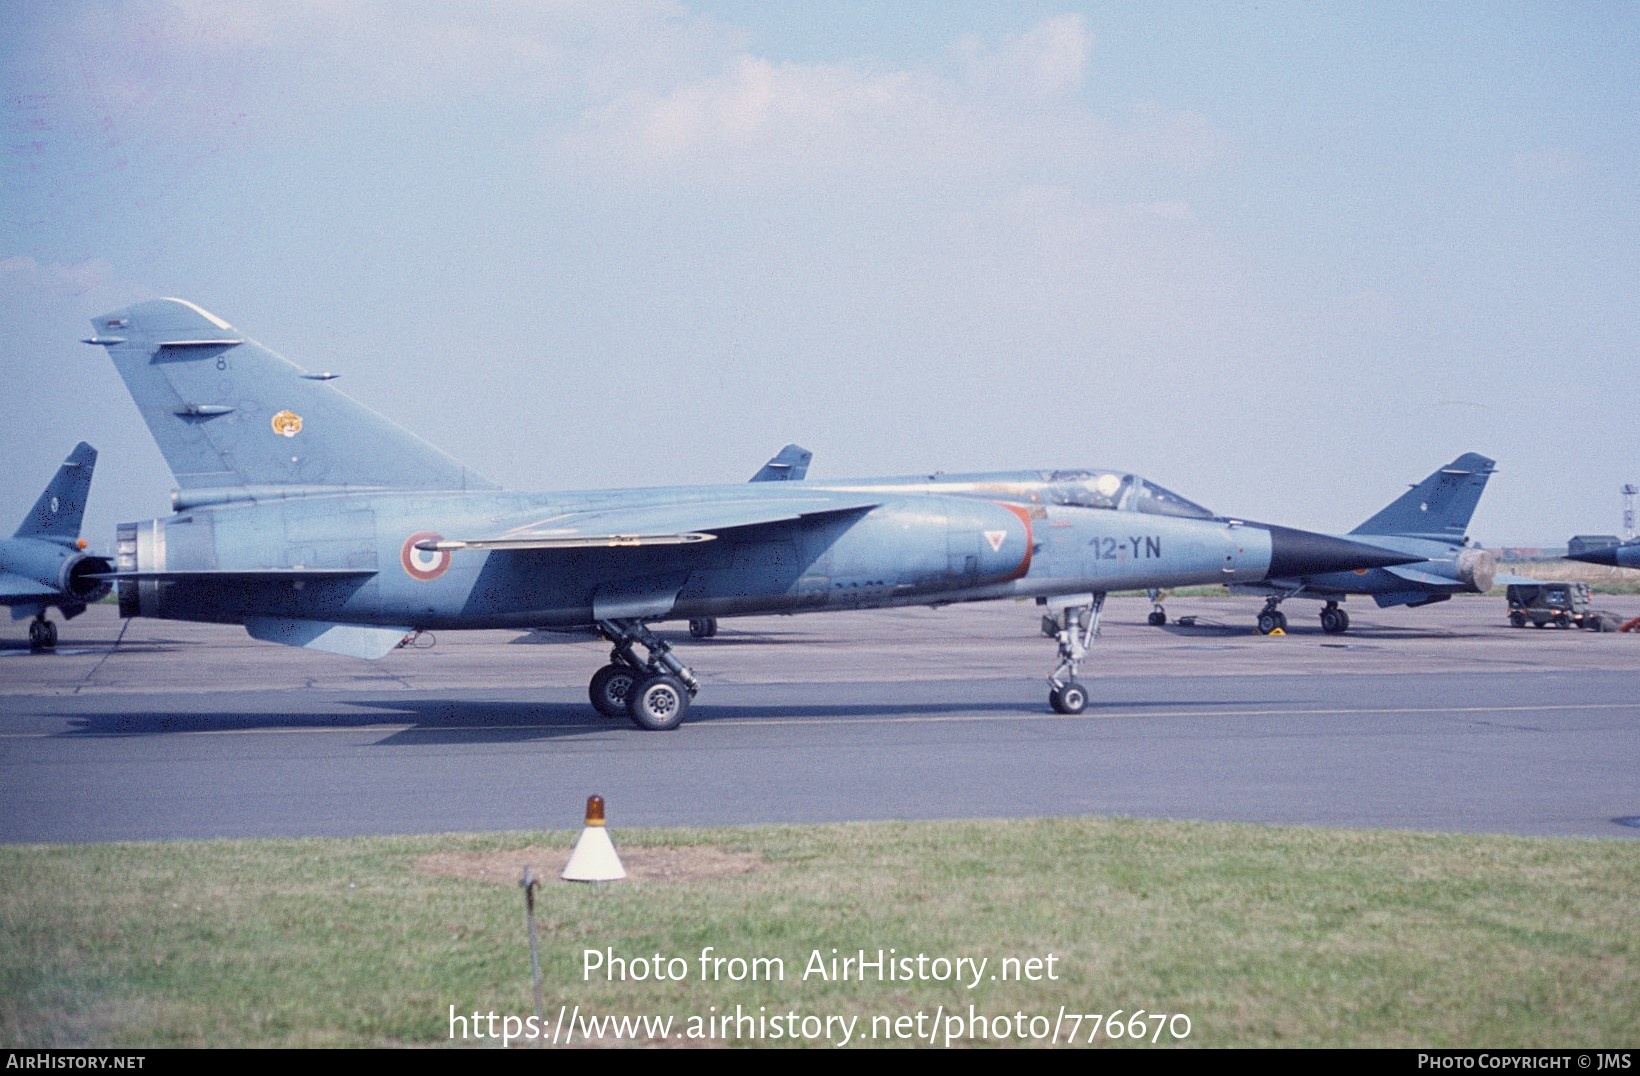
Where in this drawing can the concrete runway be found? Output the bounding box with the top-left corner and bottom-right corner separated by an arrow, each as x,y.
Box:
2,596 -> 1638,842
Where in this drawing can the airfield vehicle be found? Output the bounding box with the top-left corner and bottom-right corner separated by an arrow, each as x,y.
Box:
1506,581 -> 1595,629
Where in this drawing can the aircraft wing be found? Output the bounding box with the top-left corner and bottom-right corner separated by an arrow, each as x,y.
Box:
1381,565 -> 1463,588
425,495 -> 879,552
0,570 -> 62,601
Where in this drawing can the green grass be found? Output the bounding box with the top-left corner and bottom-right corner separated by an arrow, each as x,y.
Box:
3,820 -> 1636,1048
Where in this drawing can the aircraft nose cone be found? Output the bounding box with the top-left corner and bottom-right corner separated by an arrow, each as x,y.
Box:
1565,548 -> 1618,568
1262,524 -> 1420,578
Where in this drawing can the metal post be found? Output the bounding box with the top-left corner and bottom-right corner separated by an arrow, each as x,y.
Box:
520,866 -> 543,1026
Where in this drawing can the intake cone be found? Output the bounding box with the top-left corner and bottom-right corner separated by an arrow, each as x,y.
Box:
1261,524 -> 1420,578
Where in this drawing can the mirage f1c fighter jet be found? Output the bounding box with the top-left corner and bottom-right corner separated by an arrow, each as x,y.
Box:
1206,453 -> 1520,634
1,442 -> 112,650
84,298 -> 1414,728
1566,537 -> 1640,570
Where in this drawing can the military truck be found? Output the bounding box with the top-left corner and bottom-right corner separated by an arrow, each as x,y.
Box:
1506,581 -> 1597,629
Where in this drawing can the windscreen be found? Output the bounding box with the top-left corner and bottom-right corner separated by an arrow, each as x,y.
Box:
1042,471 -> 1214,518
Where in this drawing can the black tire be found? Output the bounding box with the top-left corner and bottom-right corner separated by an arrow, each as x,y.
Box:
28,619 -> 55,652
1509,612 -> 1526,628
1147,610 -> 1167,627
588,664 -> 638,718
628,674 -> 690,731
1050,681 -> 1088,715
1320,608 -> 1348,634
688,617 -> 718,639
1257,611 -> 1281,635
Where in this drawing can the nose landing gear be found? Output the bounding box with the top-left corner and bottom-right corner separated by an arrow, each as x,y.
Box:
1045,592 -> 1105,715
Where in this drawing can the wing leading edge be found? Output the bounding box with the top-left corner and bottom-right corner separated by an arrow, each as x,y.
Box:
422,495 -> 880,553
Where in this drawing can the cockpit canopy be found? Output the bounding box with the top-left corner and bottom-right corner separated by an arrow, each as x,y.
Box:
840,467 -> 1219,519
1043,470 -> 1216,519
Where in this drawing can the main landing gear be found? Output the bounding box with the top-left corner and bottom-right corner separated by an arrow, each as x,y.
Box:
589,618 -> 700,731
1253,598 -> 1351,635
28,613 -> 58,652
1146,587 -> 1167,627
1046,592 -> 1105,715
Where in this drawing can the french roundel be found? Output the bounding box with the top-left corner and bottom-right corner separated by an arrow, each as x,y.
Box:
401,531 -> 451,581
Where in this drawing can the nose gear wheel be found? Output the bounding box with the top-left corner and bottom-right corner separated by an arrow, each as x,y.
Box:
1045,592 -> 1104,715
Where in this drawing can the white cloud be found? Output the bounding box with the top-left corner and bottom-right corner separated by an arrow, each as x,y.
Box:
565,54 -> 962,180
559,15 -> 1222,193
27,0 -> 729,117
9,7 -> 1224,199
953,13 -> 1092,99
0,255 -> 121,298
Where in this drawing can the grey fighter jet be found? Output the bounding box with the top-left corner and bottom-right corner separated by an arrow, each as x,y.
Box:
1211,453 -> 1519,634
1,442 -> 112,650
1566,537 -> 1640,569
84,299 -> 1413,728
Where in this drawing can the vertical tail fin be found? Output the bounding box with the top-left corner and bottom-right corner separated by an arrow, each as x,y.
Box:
85,299 -> 497,498
1349,453 -> 1496,541
15,442 -> 96,540
750,444 -> 812,482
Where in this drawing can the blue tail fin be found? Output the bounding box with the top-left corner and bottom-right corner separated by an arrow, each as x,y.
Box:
750,444 -> 812,482
15,442 -> 96,540
85,299 -> 496,500
1349,453 -> 1496,541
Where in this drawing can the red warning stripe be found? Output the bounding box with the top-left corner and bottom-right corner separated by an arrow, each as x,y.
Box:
996,502 -> 1034,581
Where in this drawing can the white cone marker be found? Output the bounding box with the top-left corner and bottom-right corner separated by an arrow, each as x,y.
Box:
562,794 -> 626,882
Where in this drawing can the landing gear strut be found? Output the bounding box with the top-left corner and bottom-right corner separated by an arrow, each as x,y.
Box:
28,614 -> 57,652
1319,602 -> 1350,634
591,618 -> 700,731
1146,587 -> 1167,627
1255,598 -> 1288,635
1046,592 -> 1105,715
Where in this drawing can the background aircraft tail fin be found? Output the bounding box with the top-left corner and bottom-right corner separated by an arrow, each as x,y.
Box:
86,299 -> 497,496
1349,452 -> 1495,541
750,444 -> 812,482
15,442 -> 96,540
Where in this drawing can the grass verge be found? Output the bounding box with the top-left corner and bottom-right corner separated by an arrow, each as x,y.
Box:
3,819 -> 1636,1048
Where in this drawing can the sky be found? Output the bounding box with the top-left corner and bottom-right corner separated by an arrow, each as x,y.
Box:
3,1 -> 1637,549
